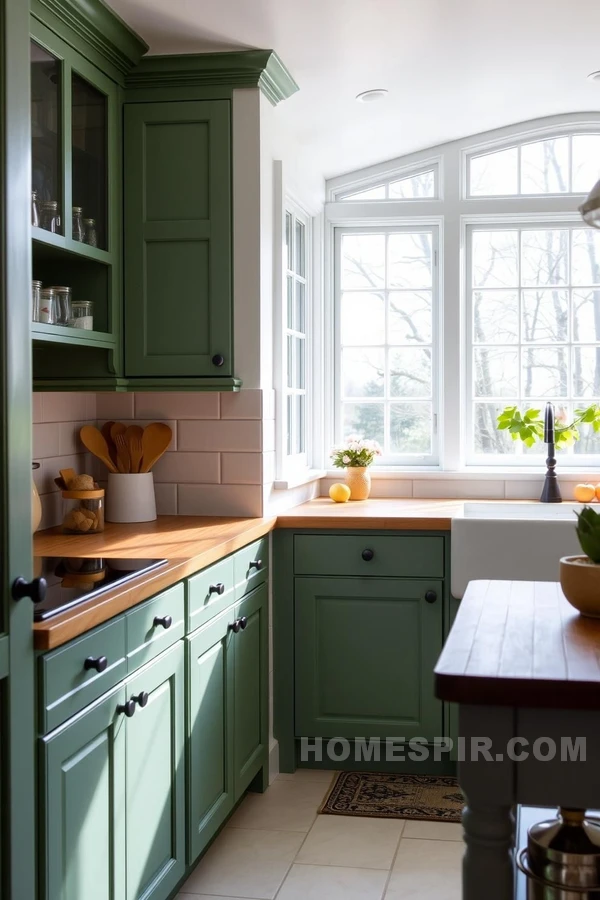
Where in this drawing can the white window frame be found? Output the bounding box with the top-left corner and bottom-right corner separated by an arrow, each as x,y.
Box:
334,158 -> 441,202
333,223 -> 441,466
321,113 -> 600,474
275,185 -> 313,481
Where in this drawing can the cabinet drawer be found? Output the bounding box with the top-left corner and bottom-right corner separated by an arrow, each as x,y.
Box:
126,582 -> 185,671
188,556 -> 235,633
40,617 -> 127,734
294,534 -> 444,578
234,537 -> 269,600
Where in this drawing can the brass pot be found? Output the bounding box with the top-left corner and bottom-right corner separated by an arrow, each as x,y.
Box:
518,808 -> 600,899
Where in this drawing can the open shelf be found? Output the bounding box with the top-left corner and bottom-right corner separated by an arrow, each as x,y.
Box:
32,227 -> 112,265
32,322 -> 116,349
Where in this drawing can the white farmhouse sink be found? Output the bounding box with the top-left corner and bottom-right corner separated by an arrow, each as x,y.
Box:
451,502 -> 583,599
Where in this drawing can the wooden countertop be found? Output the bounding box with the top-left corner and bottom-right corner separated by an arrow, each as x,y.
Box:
33,516 -> 276,650
275,498 -> 466,530
435,579 -> 600,710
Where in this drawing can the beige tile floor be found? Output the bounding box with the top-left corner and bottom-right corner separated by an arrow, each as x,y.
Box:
178,770 -> 463,900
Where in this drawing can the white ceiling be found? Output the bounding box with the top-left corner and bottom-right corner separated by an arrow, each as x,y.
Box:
108,0 -> 600,181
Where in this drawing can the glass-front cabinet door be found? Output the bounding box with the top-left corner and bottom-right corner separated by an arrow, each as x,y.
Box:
29,18 -> 118,348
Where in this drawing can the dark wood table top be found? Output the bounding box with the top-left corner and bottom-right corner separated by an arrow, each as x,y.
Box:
435,580 -> 600,709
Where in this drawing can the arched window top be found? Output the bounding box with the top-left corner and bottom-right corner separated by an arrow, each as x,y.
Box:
336,163 -> 438,201
467,132 -> 600,197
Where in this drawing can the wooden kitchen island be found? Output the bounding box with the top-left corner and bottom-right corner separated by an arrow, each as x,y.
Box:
435,579 -> 600,900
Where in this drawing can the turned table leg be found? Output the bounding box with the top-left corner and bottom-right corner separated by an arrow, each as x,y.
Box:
462,803 -> 515,900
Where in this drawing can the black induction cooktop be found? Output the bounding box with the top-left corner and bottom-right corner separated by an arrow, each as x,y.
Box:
34,557 -> 168,621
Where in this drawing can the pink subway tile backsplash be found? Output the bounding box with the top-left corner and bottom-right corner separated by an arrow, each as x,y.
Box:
32,392 -> 43,424
220,390 -> 262,420
33,423 -> 60,459
154,483 -> 178,515
178,419 -> 262,453
96,392 -> 135,421
178,483 -> 262,517
152,452 -> 220,484
135,392 -> 220,421
42,391 -> 95,423
221,452 -> 262,485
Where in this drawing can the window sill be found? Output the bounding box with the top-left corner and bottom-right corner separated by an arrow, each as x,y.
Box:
324,467 -> 600,481
273,469 -> 327,491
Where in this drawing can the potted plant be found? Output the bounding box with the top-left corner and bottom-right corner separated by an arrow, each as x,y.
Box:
560,506 -> 600,617
330,435 -> 382,500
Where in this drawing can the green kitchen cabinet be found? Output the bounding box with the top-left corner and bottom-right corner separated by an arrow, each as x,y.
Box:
123,99 -> 234,382
187,607 -> 235,864
233,585 -> 269,797
294,577 -> 443,742
125,642 -> 185,900
41,642 -> 185,900
187,584 -> 268,864
41,683 -> 127,900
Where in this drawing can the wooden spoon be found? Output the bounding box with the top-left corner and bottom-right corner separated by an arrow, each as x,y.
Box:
125,425 -> 144,473
140,423 -> 172,472
59,467 -> 76,489
114,433 -> 131,474
79,425 -> 118,474
101,421 -> 117,465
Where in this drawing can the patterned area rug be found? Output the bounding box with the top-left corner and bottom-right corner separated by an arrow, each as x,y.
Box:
319,772 -> 463,822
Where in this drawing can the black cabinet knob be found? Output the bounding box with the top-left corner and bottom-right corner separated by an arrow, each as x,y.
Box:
153,615 -> 172,629
133,691 -> 149,708
84,655 -> 108,673
209,583 -> 225,596
228,619 -> 241,633
118,699 -> 136,718
12,576 -> 47,604
424,590 -> 437,604
212,354 -> 225,367
361,549 -> 374,562
249,560 -> 262,571
239,616 -> 248,631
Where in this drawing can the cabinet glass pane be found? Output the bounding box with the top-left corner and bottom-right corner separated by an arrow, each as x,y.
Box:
72,73 -> 107,249
31,41 -> 61,233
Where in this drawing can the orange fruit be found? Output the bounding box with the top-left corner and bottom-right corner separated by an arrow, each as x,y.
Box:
596,484 -> 600,501
574,483 -> 596,503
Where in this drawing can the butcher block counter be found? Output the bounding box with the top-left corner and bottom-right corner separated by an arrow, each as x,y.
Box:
435,579 -> 600,900
33,515 -> 276,649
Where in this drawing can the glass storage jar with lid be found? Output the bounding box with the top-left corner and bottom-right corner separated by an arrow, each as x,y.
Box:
62,486 -> 104,534
69,300 -> 93,330
50,286 -> 72,326
83,218 -> 97,247
72,207 -> 84,242
39,288 -> 56,324
31,191 -> 40,227
31,280 -> 42,322
40,200 -> 60,233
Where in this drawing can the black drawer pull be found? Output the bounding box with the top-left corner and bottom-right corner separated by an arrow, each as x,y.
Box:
361,549 -> 374,561
212,354 -> 225,367
118,699 -> 136,718
12,576 -> 47,604
249,559 -> 262,571
84,655 -> 108,673
153,615 -> 172,629
239,616 -> 248,631
209,583 -> 225,596
133,691 -> 149,708
228,619 -> 241,633
424,590 -> 437,604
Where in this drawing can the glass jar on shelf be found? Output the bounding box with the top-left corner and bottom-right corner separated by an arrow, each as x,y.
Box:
83,218 -> 97,247
69,300 -> 93,330
50,285 -> 72,326
32,191 -> 40,227
72,206 -> 84,242
62,487 -> 104,534
40,200 -> 60,233
31,280 -> 42,322
39,288 -> 56,324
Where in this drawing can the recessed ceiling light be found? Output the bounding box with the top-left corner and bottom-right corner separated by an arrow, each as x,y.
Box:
587,70 -> 600,82
355,89 -> 388,103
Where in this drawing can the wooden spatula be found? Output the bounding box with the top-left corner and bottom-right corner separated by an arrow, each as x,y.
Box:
79,425 -> 118,474
114,433 -> 131,474
140,423 -> 172,472
125,425 -> 144,473
101,421 -> 116,465
59,467 -> 76,489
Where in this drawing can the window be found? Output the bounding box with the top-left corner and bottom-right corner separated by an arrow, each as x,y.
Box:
468,224 -> 600,460
284,206 -> 309,467
335,226 -> 438,464
326,116 -> 600,471
468,134 -> 600,196
337,166 -> 437,201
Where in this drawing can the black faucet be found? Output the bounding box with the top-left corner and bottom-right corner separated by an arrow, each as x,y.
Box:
540,401 -> 562,502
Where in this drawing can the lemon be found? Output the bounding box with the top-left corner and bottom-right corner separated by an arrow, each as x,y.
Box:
329,483 -> 351,503
574,483 -> 596,503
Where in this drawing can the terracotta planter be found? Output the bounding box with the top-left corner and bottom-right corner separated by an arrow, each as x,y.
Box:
560,555 -> 600,617
345,466 -> 371,501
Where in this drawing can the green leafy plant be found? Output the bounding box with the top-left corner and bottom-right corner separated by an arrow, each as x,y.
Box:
575,507 -> 600,564
497,404 -> 600,449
